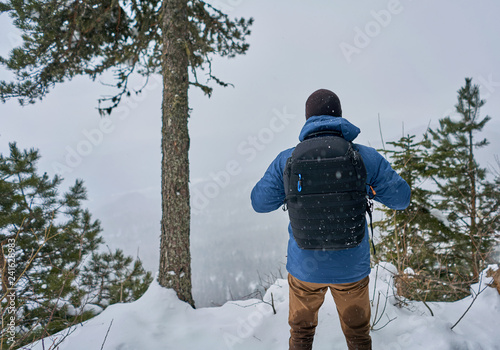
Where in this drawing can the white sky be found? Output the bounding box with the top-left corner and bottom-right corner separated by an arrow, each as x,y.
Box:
1,0 -> 500,291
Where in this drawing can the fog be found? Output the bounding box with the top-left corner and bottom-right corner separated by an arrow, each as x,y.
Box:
1,0 -> 500,307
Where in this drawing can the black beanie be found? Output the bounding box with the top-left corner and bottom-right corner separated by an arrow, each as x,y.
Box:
305,89 -> 342,119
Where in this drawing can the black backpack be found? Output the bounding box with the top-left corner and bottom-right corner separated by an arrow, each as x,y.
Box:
283,131 -> 372,251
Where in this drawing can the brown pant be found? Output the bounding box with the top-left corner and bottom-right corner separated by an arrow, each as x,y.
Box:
288,274 -> 372,350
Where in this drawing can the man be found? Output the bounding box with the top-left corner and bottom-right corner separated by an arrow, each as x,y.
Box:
250,89 -> 411,350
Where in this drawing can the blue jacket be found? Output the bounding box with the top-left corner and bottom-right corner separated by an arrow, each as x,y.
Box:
251,116 -> 411,284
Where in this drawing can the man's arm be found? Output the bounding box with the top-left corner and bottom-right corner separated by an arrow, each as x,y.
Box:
251,149 -> 292,213
360,146 -> 411,210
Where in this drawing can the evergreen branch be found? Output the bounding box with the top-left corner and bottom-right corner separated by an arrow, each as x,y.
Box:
97,64 -> 137,115
189,81 -> 212,96
205,55 -> 233,88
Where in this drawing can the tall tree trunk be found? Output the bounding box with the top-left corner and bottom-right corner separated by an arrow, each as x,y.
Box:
158,0 -> 195,307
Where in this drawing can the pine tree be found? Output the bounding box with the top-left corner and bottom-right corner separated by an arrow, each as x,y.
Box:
81,249 -> 151,307
0,0 -> 253,307
377,79 -> 500,301
426,78 -> 499,287
0,143 -> 152,348
375,134 -> 453,300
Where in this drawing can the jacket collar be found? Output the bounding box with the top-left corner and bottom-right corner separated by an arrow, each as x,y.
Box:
298,115 -> 361,142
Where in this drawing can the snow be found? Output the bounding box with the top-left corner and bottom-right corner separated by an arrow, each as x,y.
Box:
403,267 -> 415,275
24,263 -> 500,350
429,208 -> 452,228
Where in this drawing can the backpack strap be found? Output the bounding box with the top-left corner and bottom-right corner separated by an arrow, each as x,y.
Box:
366,199 -> 376,255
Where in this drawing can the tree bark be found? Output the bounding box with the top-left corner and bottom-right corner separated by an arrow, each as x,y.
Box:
158,0 -> 194,307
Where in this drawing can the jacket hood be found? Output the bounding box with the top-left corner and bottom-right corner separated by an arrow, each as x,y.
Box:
298,116 -> 361,142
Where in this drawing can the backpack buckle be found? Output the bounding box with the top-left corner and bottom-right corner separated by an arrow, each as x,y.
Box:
282,200 -> 288,211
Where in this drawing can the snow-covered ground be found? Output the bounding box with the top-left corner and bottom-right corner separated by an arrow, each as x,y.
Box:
24,263 -> 500,350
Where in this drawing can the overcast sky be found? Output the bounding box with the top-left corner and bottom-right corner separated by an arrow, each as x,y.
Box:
1,1 -> 500,302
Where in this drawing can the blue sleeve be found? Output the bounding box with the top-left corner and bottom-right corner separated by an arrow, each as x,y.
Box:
251,149 -> 293,213
358,145 -> 411,210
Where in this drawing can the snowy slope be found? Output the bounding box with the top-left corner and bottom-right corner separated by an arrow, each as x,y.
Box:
24,263 -> 500,350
